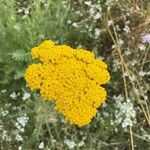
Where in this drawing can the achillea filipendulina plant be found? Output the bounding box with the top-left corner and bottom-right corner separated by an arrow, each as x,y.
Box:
24,40 -> 110,126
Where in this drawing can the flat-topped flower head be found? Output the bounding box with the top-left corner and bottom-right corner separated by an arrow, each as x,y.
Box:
24,40 -> 110,126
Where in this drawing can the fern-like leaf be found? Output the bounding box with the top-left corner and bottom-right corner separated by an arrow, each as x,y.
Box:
9,50 -> 31,62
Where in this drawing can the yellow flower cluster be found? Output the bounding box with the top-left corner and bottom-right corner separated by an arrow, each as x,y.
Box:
24,40 -> 110,126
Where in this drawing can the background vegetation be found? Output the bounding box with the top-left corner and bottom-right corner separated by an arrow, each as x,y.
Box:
0,0 -> 149,149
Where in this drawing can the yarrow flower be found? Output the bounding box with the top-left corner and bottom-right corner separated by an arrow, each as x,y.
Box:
24,40 -> 110,126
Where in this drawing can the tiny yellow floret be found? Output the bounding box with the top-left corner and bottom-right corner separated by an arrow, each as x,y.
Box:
24,40 -> 110,126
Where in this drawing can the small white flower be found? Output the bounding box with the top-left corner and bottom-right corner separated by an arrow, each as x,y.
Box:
15,134 -> 23,141
10,92 -> 17,99
18,146 -> 22,150
24,9 -> 30,15
1,89 -> 7,93
84,1 -> 91,6
22,15 -> 28,19
128,75 -> 136,81
110,120 -> 114,125
39,142 -> 44,149
2,110 -> 9,116
64,139 -> 76,149
131,60 -> 137,66
123,25 -> 131,33
78,141 -> 85,147
125,50 -> 131,56
22,93 -> 31,100
106,0 -> 118,6
94,12 -> 101,20
114,96 -> 137,128
17,9 -> 23,13
102,102 -> 107,108
67,20 -> 72,24
122,117 -> 134,128
111,44 -> 116,49
108,20 -> 113,26
40,0 -> 46,3
146,71 -> 150,75
15,114 -> 29,132
118,39 -> 124,45
2,130 -> 7,140
138,44 -> 146,51
95,28 -> 101,36
139,71 -> 146,77
113,59 -> 121,71
103,112 -> 109,117
72,22 -> 78,28
89,8 -> 95,16
115,128 -> 118,132
17,114 -> 29,127
75,11 -> 80,15
115,25 -> 121,31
